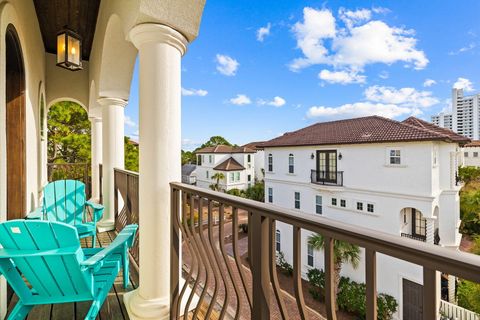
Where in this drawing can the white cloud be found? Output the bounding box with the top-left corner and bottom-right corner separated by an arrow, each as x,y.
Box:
338,8 -> 371,28
182,87 -> 208,96
256,23 -> 271,42
372,7 -> 391,14
307,102 -> 411,119
215,54 -> 239,76
364,85 -> 439,107
258,96 -> 286,107
229,94 -> 252,106
319,69 -> 366,84
453,77 -> 474,92
289,7 -> 428,79
378,71 -> 389,79
423,79 -> 436,87
124,116 -> 136,128
448,42 -> 476,55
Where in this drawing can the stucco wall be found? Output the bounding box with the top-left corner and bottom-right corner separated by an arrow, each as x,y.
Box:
0,0 -> 46,316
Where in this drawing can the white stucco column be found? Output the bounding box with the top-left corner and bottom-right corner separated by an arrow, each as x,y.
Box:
426,218 -> 435,244
89,116 -> 103,201
124,23 -> 187,320
98,97 -> 126,232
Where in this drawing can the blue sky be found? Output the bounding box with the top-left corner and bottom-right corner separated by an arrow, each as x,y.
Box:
124,0 -> 480,150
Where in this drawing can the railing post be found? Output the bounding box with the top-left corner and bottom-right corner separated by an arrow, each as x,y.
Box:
325,235 -> 337,320
251,212 -> 270,319
170,187 -> 180,320
365,248 -> 377,320
114,170 -> 118,231
423,267 -> 438,320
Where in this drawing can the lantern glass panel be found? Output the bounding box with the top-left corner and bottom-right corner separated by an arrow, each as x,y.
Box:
57,33 -> 66,64
67,35 -> 80,66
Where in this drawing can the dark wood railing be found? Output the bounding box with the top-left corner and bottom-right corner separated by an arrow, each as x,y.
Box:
47,162 -> 91,198
113,168 -> 139,267
170,182 -> 480,320
311,170 -> 343,186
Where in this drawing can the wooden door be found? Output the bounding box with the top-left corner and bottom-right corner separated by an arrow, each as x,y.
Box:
403,279 -> 423,320
316,150 -> 337,182
6,25 -> 26,220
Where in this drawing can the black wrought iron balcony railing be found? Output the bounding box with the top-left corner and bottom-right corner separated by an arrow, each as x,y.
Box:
311,170 -> 344,186
401,232 -> 427,242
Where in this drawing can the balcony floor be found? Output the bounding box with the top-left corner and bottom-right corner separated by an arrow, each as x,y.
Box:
6,231 -> 136,320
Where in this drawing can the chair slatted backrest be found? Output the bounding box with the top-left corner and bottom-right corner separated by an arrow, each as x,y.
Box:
0,220 -> 93,304
43,180 -> 86,225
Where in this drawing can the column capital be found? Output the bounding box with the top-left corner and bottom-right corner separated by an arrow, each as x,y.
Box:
97,97 -> 128,108
89,116 -> 102,123
129,23 -> 188,56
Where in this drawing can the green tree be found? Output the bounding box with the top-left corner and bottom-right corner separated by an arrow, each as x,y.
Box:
199,136 -> 234,149
460,190 -> 480,235
244,182 -> 264,202
458,280 -> 480,313
125,137 -> 139,172
307,234 -> 360,309
211,172 -> 225,191
181,150 -> 196,165
47,101 -> 91,163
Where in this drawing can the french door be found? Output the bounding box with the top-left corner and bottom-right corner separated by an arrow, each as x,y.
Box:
316,150 -> 337,183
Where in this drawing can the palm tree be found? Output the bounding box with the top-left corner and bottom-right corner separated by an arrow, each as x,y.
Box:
211,172 -> 225,191
307,233 -> 360,308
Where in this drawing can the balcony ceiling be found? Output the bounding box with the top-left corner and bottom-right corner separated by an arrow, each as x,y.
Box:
33,0 -> 100,61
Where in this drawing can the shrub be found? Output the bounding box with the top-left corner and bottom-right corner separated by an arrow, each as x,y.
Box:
457,279 -> 480,313
306,272 -> 398,319
460,190 -> 480,235
307,268 -> 325,301
244,182 -> 264,202
276,251 -> 293,276
226,188 -> 245,198
458,166 -> 480,184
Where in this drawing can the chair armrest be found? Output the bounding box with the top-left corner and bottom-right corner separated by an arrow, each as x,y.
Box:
85,201 -> 104,222
81,224 -> 138,269
0,246 -> 79,259
26,206 -> 44,220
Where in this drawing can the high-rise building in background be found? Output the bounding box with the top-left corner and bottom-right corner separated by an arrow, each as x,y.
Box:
432,88 -> 480,139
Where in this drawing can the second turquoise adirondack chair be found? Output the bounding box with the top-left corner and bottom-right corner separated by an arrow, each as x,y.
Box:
0,220 -> 138,320
28,179 -> 104,247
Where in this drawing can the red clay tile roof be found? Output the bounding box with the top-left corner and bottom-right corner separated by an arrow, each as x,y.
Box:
401,117 -> 469,143
262,116 -> 471,148
242,141 -> 265,150
213,157 -> 245,171
465,140 -> 480,147
195,145 -> 256,154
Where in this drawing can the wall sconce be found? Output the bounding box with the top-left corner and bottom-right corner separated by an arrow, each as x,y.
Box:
338,153 -> 343,160
311,153 -> 315,160
57,27 -> 82,71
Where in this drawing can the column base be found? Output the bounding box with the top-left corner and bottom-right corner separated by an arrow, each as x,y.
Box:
97,220 -> 115,233
124,289 -> 170,320
124,281 -> 198,320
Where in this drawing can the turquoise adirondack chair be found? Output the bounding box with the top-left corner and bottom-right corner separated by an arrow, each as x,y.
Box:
28,180 -> 104,247
0,220 -> 138,320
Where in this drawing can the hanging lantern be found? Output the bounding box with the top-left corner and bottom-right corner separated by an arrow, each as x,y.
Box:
56,28 -> 82,71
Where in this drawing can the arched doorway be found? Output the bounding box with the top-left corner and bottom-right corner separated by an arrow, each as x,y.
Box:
400,207 -> 426,242
6,25 -> 26,220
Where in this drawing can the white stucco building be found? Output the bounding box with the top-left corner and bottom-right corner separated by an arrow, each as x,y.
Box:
195,145 -> 256,191
263,115 -> 469,319
462,141 -> 480,167
243,141 -> 266,182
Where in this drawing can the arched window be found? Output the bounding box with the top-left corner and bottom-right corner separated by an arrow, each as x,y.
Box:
288,153 -> 294,173
268,154 -> 273,172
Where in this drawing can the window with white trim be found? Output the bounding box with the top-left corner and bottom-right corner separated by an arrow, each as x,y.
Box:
367,203 -> 375,213
389,149 -> 401,165
340,199 -> 346,208
268,154 -> 273,172
235,172 -> 240,181
247,154 -> 251,163
288,154 -> 294,174
229,172 -> 234,181
356,202 -> 363,211
268,187 -> 273,203
294,192 -> 301,209
465,152 -> 469,157
307,244 -> 314,267
275,230 -> 281,252
209,155 -> 213,163
206,171 -> 209,179
474,152 -> 479,158
315,195 -> 322,214
331,198 -> 337,206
